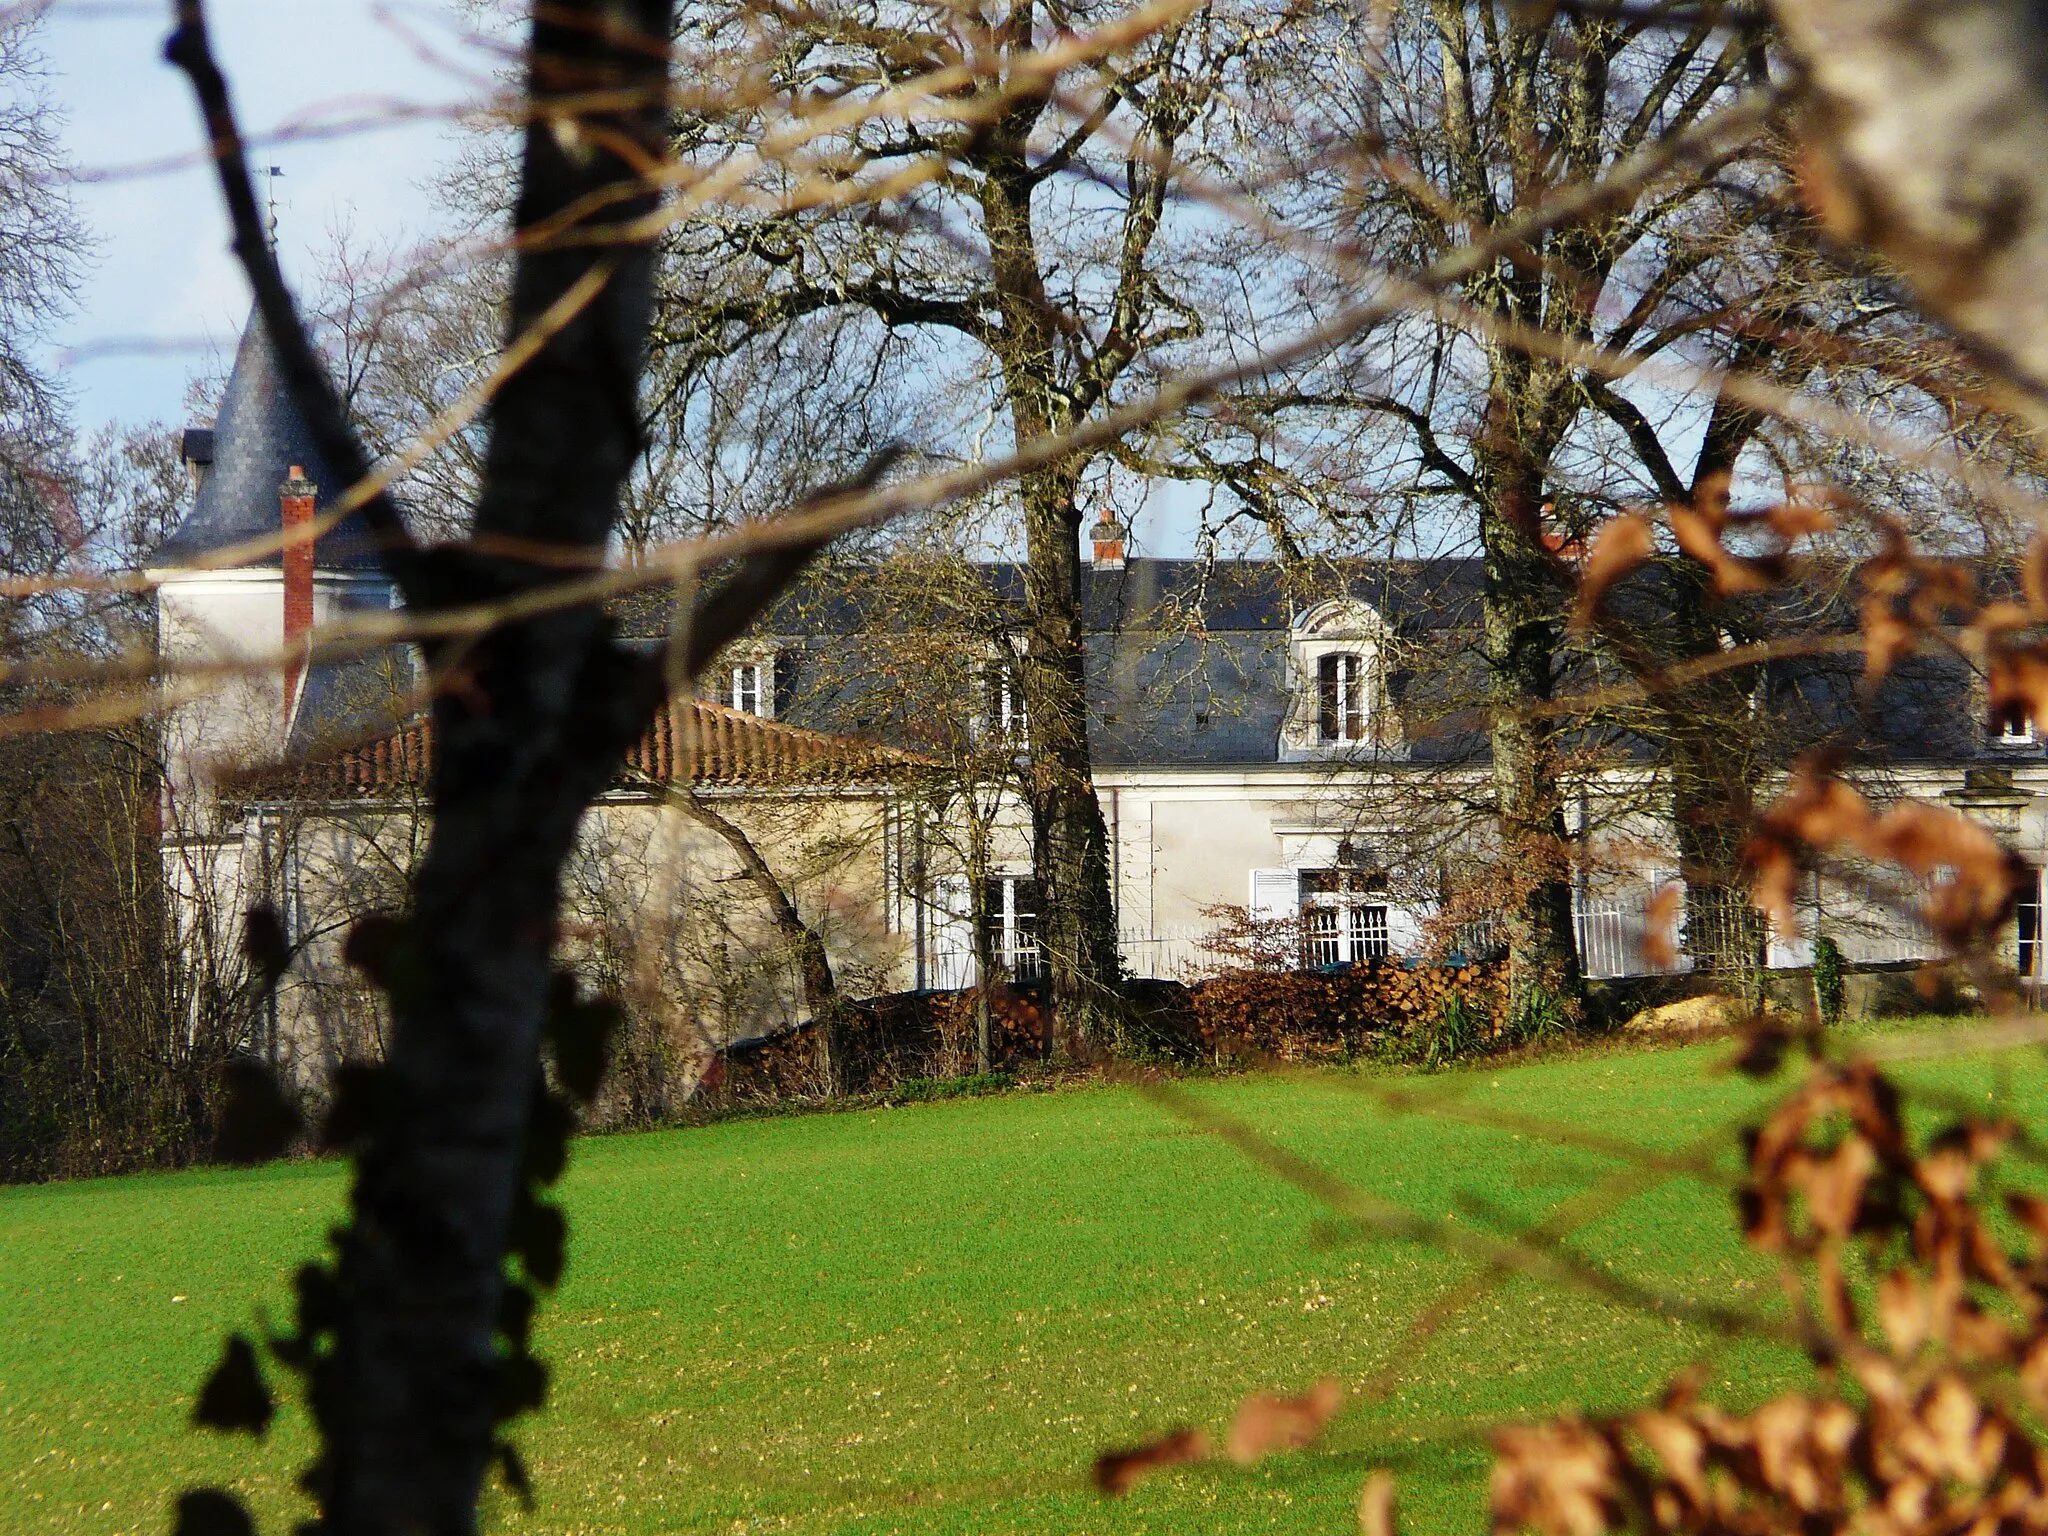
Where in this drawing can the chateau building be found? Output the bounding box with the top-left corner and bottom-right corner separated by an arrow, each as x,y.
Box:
151,315 -> 2048,1086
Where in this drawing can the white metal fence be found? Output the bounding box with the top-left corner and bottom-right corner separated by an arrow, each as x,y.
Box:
925,889 -> 1955,988
1574,893 -> 1688,981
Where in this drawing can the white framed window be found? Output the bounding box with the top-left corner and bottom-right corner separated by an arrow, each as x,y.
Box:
2000,711 -> 2036,746
1300,868 -> 1389,967
1283,599 -> 1395,760
730,661 -> 768,717
980,644 -> 1027,740
979,874 -> 1043,981
2019,864 -> 2043,982
1317,652 -> 1368,742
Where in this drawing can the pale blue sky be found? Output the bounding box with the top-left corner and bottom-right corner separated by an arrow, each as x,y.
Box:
36,0 -> 493,435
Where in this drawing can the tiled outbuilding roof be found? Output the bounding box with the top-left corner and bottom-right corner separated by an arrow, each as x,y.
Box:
294,698 -> 931,799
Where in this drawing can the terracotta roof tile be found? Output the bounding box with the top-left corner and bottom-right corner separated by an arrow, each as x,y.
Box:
297,699 -> 930,798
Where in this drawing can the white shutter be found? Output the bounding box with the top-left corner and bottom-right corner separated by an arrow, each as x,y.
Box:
1386,907 -> 1425,955
931,874 -> 976,990
1249,868 -> 1298,920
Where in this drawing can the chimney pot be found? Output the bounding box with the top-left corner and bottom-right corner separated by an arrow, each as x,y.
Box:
280,471 -> 319,737
1090,514 -> 1126,569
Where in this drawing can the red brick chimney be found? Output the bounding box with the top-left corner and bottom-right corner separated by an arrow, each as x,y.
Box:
1090,513 -> 1126,569
281,466 -> 316,731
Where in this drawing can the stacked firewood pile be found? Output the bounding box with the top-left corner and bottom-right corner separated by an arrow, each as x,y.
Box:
703,962 -> 1511,1103
1187,961 -> 1507,1063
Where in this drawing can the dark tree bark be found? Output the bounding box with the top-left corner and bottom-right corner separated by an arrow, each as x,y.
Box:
313,5 -> 681,1528
161,2 -> 847,1528
679,791 -> 843,1094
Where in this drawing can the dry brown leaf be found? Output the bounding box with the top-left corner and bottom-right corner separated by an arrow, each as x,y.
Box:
1092,1426 -> 1211,1497
1638,884 -> 1681,970
1861,603 -> 1918,683
1802,1136 -> 1878,1238
1865,803 -> 2023,945
1764,494 -> 1840,541
1490,1419 -> 1621,1536
1671,500 -> 1775,596
1632,1412 -> 1707,1504
2027,535 -> 2048,615
1226,1377 -> 1345,1464
1816,1245 -> 1860,1338
1741,830 -> 1805,940
1572,514 -> 1654,630
1878,1267 -> 1930,1358
1855,521 -> 1977,683
2008,1193 -> 2048,1253
1988,643 -> 2048,739
1357,1470 -> 1397,1536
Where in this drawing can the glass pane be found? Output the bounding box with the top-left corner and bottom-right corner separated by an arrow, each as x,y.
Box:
1351,904 -> 1390,959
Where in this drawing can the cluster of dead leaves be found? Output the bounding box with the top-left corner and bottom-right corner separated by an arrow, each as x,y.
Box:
1572,477 -> 1837,630
1743,756 -> 2024,952
1975,540 -> 2048,738
1572,486 -> 2025,715
1092,1377 -> 1344,1497
1491,1052 -> 2048,1536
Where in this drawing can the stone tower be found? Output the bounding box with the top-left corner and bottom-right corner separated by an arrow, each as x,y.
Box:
149,309 -> 401,821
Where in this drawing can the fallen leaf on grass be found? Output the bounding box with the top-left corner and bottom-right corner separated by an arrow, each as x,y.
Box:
1227,1377 -> 1345,1463
1093,1426 -> 1211,1496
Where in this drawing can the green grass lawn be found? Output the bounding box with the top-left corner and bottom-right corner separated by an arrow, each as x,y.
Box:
2,1028 -> 2043,1536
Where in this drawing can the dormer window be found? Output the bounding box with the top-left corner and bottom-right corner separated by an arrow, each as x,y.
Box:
1318,653 -> 1368,742
984,668 -> 1026,737
978,638 -> 1027,741
2000,711 -> 2036,747
1282,599 -> 1397,761
730,660 -> 769,718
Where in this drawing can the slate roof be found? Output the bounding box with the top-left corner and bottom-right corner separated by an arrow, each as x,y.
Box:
152,309 -> 385,571
625,554 -> 2003,772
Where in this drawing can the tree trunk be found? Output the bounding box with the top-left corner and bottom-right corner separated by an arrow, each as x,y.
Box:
965,805 -> 997,1075
980,136 -> 1122,1051
680,793 -> 842,1095
1017,468 -> 1122,1051
1476,411 -> 1583,1023
314,6 -> 678,1530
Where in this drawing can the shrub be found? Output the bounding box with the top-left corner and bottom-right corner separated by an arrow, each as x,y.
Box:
1380,989 -> 1486,1070
1501,983 -> 1568,1051
1812,933 -> 1846,1026
1188,962 -> 1508,1063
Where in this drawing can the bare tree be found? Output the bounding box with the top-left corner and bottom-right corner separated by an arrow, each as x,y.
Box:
639,0 -> 1318,1044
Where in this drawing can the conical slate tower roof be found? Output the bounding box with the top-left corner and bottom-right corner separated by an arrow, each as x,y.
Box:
152,308 -> 384,571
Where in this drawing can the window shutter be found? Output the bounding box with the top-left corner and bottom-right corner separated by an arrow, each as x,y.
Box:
1249,868 -> 1298,920
931,874 -> 975,990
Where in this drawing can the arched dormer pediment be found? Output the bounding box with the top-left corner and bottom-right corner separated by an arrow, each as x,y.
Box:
1279,597 -> 1401,762
1293,597 -> 1391,642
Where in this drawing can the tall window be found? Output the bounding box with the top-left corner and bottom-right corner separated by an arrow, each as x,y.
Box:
1300,868 -> 1389,966
978,874 -> 1043,981
2021,864 -> 2043,983
984,662 -> 1026,738
731,661 -> 766,717
1317,653 -> 1367,742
